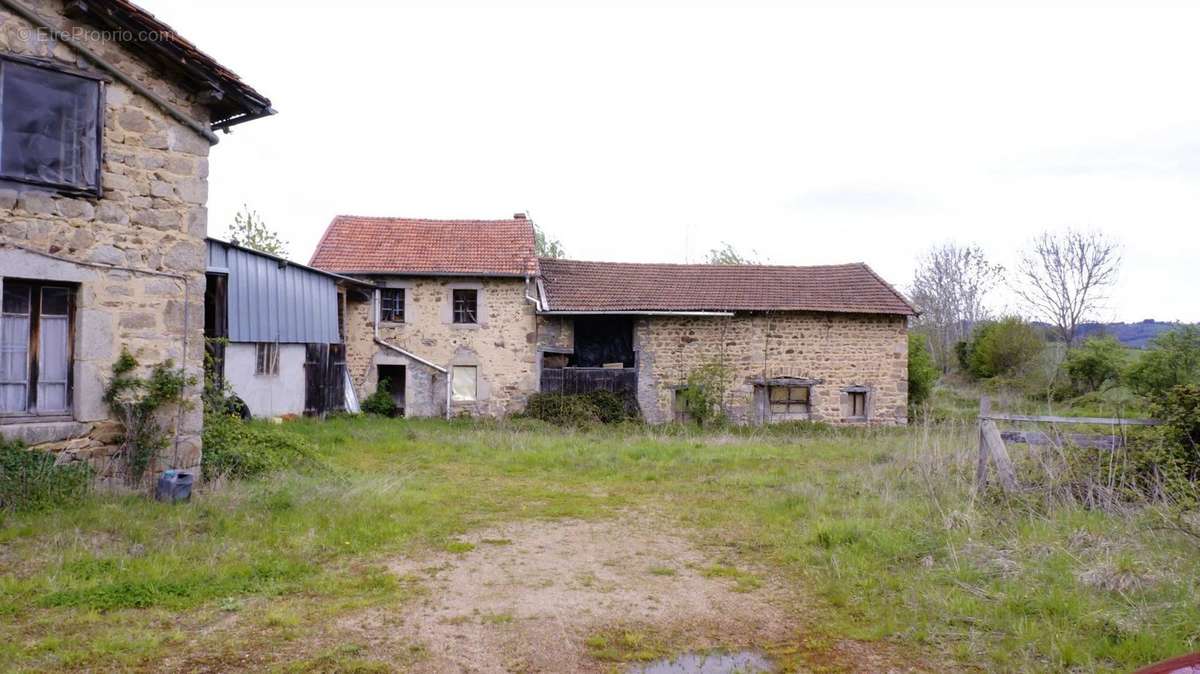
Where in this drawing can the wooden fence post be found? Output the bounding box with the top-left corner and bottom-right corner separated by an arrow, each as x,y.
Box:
976,395 -> 991,489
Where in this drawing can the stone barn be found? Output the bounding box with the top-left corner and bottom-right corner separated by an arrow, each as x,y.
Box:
310,214 -> 916,425
0,0 -> 271,483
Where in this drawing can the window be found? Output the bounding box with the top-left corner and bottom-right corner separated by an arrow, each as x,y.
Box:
380,288 -> 404,323
451,365 -> 477,401
1,280 -> 73,415
849,391 -> 867,418
769,385 -> 810,415
255,342 -> 279,376
0,59 -> 102,194
452,289 -> 478,324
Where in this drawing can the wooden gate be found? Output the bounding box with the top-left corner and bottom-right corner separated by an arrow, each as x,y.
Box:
304,343 -> 346,417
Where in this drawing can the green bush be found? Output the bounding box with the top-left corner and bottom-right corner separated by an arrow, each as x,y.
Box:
1144,384 -> 1200,489
964,317 -> 1045,380
1064,335 -> 1126,394
679,361 -> 731,427
361,378 -> 398,417
1126,326 -> 1200,398
907,333 -> 938,413
201,413 -> 318,481
523,391 -> 637,427
0,438 -> 91,512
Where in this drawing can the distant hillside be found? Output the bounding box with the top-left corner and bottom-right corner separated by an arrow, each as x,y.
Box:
1075,320 -> 1194,349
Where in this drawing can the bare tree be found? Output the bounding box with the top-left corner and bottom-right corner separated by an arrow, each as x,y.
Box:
909,243 -> 1004,372
1013,228 -> 1121,345
705,242 -> 760,265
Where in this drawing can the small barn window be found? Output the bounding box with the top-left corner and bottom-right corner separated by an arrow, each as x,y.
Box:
1,279 -> 74,415
451,365 -> 477,401
769,385 -> 810,415
0,59 -> 103,194
255,342 -> 279,376
380,288 -> 404,323
452,289 -> 478,324
849,391 -> 867,418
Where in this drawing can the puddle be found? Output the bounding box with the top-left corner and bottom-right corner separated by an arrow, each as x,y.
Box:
628,651 -> 773,674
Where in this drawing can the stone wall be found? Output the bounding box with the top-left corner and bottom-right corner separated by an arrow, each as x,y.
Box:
344,276 -> 539,417
0,0 -> 212,484
634,312 -> 908,425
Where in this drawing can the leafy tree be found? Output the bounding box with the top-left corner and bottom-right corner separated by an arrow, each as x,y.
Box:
704,242 -> 759,265
965,317 -> 1045,379
1063,335 -> 1126,393
227,205 -> 288,256
907,332 -> 938,413
1013,228 -> 1121,345
534,223 -> 565,259
909,242 -> 1004,373
1126,326 -> 1200,398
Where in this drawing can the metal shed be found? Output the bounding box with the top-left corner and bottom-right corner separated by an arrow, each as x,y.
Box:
204,239 -> 366,417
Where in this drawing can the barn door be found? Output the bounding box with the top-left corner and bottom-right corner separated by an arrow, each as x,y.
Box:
304,344 -> 346,417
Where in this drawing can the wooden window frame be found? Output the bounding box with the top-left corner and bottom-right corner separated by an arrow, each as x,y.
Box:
452,289 -> 478,324
0,55 -> 105,197
379,288 -> 405,323
768,384 -> 810,416
255,342 -> 279,377
0,278 -> 76,421
849,391 -> 868,419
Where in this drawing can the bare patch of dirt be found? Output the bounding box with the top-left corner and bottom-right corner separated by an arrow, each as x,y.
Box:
337,514 -> 787,672
336,513 -> 923,673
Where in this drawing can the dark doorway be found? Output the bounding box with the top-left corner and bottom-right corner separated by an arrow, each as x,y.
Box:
571,317 -> 635,367
204,273 -> 228,388
377,365 -> 406,416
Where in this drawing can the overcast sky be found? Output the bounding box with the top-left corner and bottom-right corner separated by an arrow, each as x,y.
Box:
148,1 -> 1198,322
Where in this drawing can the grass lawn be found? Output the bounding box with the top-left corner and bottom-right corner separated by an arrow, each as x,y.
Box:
1,416 -> 1197,672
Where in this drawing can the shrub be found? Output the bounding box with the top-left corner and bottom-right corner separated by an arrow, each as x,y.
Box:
1144,384 -> 1200,489
907,333 -> 938,413
104,348 -> 194,484
680,361 -> 732,427
361,378 -> 398,417
1126,326 -> 1200,398
201,413 -> 317,481
965,317 -> 1045,380
523,391 -> 637,427
0,438 -> 91,512
1064,335 -> 1126,394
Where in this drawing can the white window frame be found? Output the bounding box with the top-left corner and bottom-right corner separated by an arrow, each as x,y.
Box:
255,342 -> 279,377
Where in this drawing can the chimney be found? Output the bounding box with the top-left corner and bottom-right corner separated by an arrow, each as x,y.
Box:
513,212 -> 527,220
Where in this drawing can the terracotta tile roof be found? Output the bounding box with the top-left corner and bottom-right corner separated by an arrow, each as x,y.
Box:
538,259 -> 916,315
309,216 -> 539,276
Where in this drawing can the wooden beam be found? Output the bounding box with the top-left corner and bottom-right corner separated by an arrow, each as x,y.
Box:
983,413 -> 1159,426
981,419 -> 1018,493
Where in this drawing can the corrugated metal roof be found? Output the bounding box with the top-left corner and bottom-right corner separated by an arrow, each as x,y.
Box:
206,239 -> 341,344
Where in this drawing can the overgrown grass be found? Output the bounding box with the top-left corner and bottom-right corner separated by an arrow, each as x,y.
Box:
0,415 -> 1196,671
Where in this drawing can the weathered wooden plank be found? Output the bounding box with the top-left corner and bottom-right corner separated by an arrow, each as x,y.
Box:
981,419 -> 1018,493
983,413 -> 1159,426
1000,430 -> 1123,450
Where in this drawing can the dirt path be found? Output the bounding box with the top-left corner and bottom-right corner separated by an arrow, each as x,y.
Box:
344,514 -> 797,672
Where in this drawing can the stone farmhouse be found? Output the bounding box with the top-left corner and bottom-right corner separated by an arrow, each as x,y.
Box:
310,215 -> 916,425
0,0 -> 270,481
